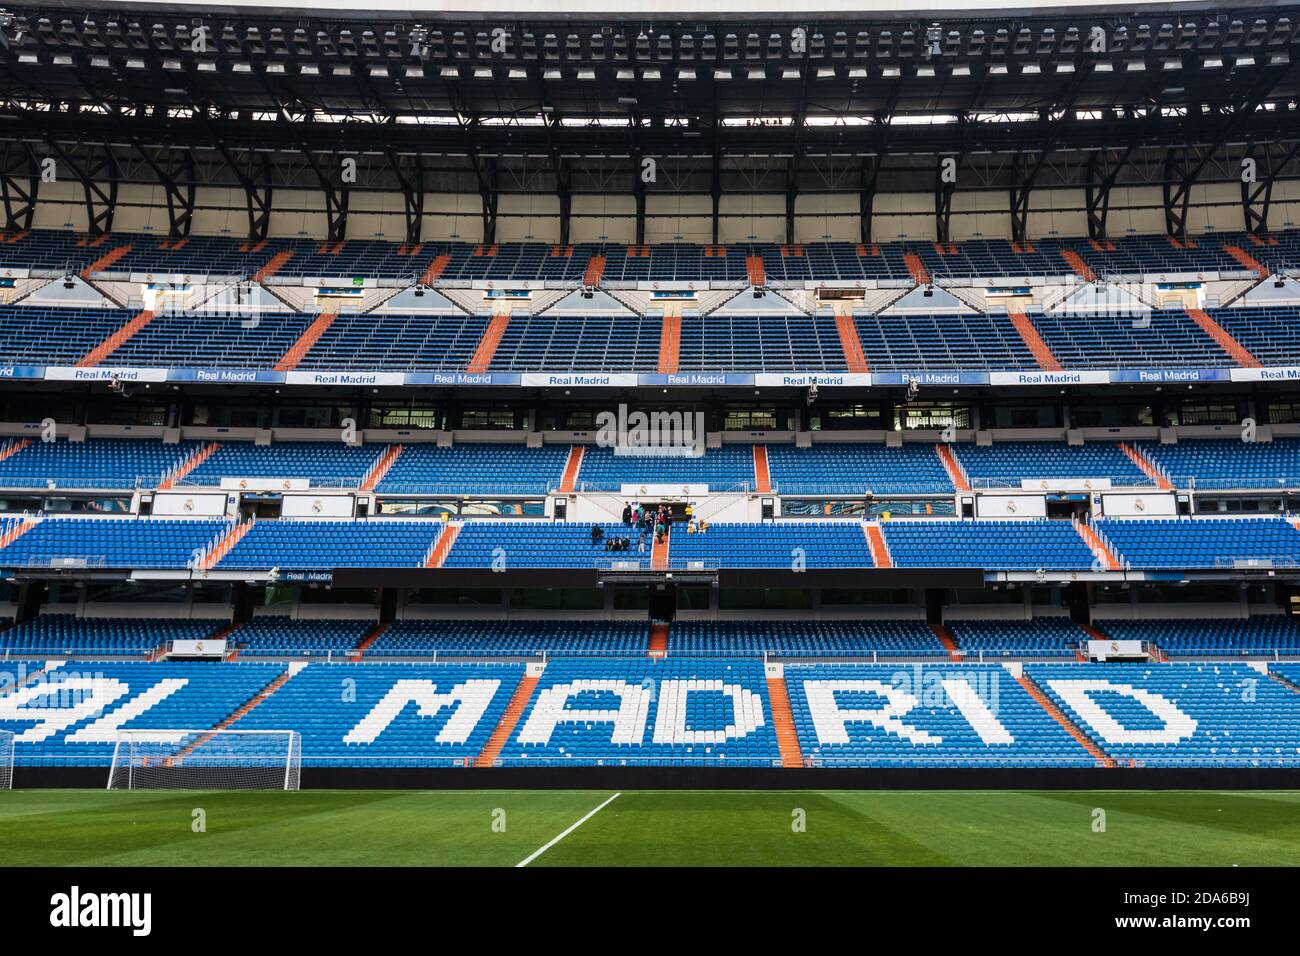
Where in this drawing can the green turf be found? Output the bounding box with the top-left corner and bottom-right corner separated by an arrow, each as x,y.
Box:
2,790 -> 1297,866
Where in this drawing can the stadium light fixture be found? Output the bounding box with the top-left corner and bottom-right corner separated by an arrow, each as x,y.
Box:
781,67 -> 800,80
440,65 -> 459,78
301,63 -> 320,75
678,68 -> 696,81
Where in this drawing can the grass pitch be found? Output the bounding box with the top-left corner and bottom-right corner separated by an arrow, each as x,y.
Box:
2,790 -> 1298,866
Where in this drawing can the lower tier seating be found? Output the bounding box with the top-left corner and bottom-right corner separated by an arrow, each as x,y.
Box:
946,619 -> 1085,658
0,435 -> 1294,496
0,615 -> 217,656
496,659 -> 779,766
220,520 -> 443,569
1099,617 -> 1300,657
369,620 -> 647,657
1028,662 -> 1300,766
0,661 -> 287,766
952,441 -> 1148,487
236,662 -> 526,767
0,517 -> 225,570
669,620 -> 945,657
6,515 -> 1300,573
6,658 -> 1300,768
1138,437 -> 1300,490
235,619 -> 371,658
880,519 -> 1096,569
1095,516 -> 1300,569
765,442 -> 953,495
785,663 -> 1097,767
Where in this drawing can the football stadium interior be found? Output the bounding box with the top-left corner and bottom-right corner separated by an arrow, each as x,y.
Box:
2,0 -> 1300,870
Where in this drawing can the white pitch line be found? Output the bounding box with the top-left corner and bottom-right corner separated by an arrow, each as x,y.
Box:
516,792 -> 621,867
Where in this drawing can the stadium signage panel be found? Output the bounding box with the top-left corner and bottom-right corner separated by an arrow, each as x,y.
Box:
1232,366 -> 1300,382
1020,478 -> 1112,491
14,365 -> 1294,390
1108,368 -> 1232,383
639,373 -> 756,386
520,373 -> 640,387
168,368 -> 286,384
1101,492 -> 1177,517
0,365 -> 45,379
871,371 -> 991,386
404,371 -> 521,386
170,639 -> 226,658
284,370 -> 407,386
1085,640 -> 1147,661
753,373 -> 873,387
44,366 -> 169,383
988,370 -> 1110,386
618,483 -> 710,495
219,478 -> 311,491
301,277 -> 374,288
278,571 -> 333,583
974,494 -> 1048,518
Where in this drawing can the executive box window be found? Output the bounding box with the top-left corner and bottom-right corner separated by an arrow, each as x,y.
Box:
722,406 -> 779,430
458,407 -> 520,430
896,402 -> 971,431
813,404 -> 887,430
367,403 -> 440,430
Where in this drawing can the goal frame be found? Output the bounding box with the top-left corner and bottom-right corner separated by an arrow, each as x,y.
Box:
107,729 -> 302,791
0,729 -> 12,790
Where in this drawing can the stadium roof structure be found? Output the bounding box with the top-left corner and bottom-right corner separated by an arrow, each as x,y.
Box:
2,1 -> 1300,244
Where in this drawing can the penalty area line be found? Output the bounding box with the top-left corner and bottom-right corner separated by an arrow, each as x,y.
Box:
516,792 -> 621,867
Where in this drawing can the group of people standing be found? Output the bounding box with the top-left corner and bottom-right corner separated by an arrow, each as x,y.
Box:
621,501 -> 674,544
591,502 -> 708,555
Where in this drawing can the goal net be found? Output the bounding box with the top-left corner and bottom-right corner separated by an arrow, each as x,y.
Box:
107,729 -> 302,791
0,730 -> 12,790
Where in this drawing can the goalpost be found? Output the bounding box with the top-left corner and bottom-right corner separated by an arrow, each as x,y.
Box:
107,729 -> 302,791
0,730 -> 12,790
